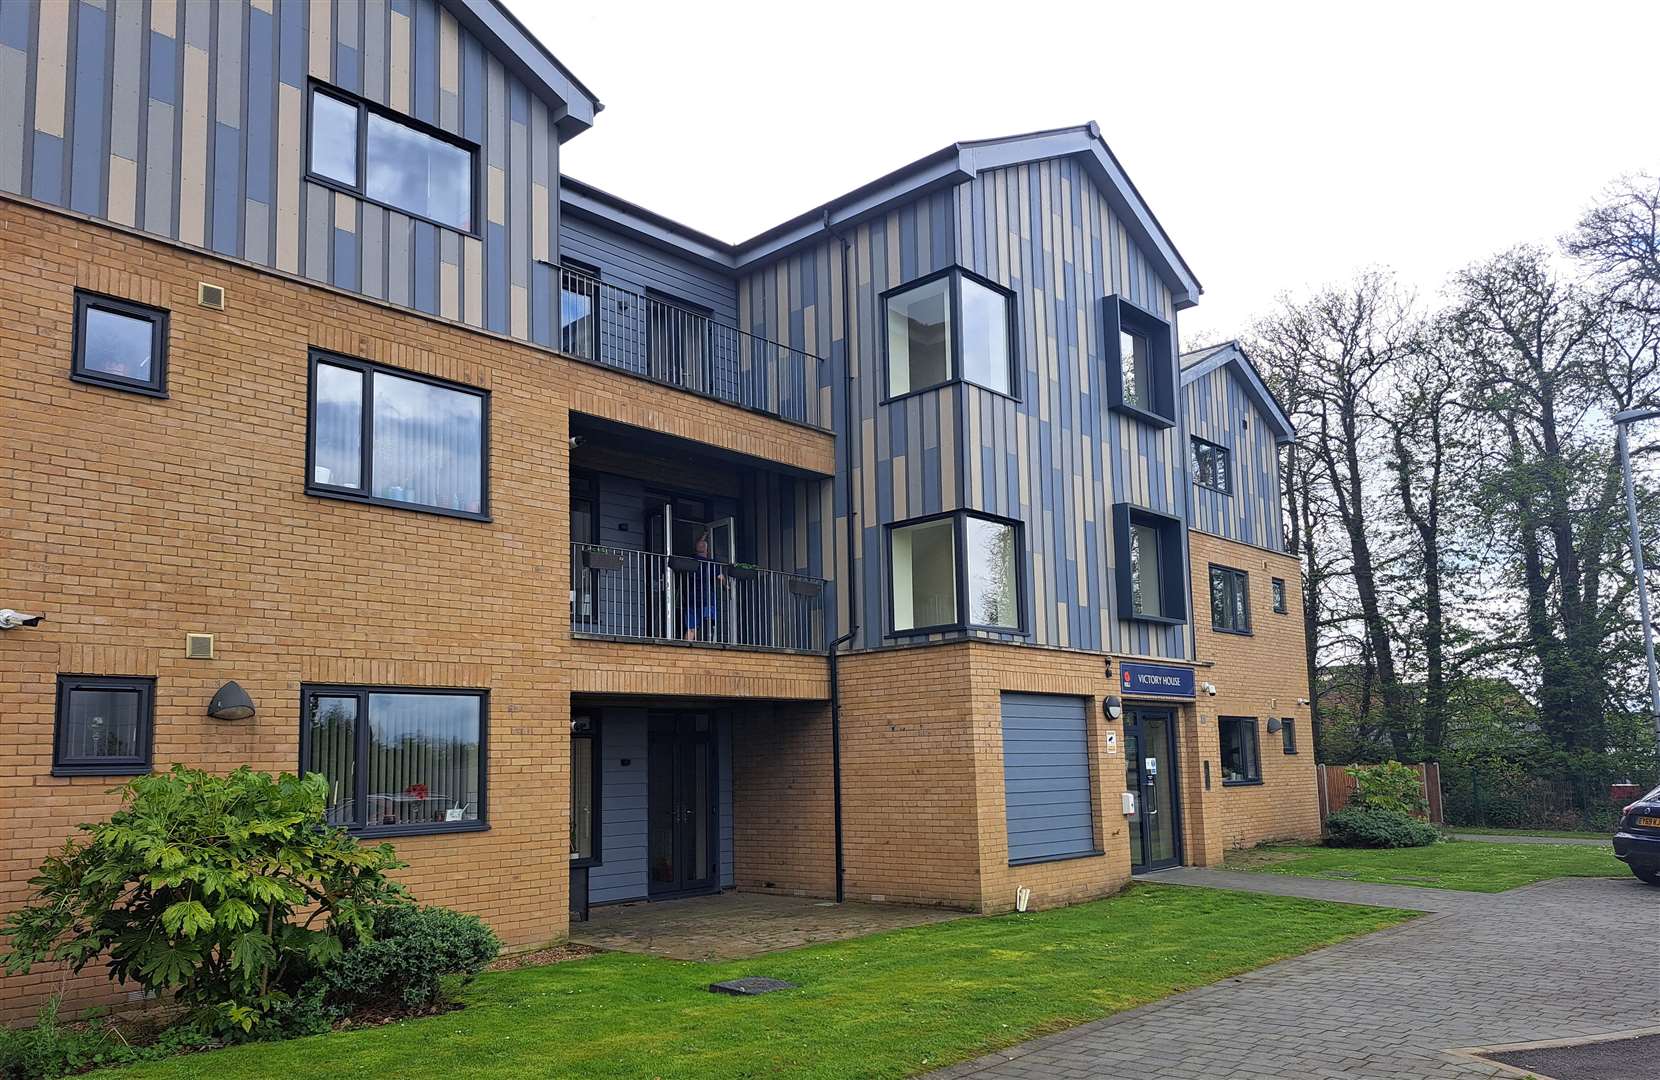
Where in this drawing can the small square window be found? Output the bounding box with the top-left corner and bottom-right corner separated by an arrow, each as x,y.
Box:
1114,504 -> 1187,625
1272,577 -> 1288,614
54,675 -> 155,776
1210,565 -> 1251,634
1192,437 -> 1232,494
72,291 -> 169,397
1281,717 -> 1298,754
1106,296 -> 1174,426
1219,717 -> 1261,784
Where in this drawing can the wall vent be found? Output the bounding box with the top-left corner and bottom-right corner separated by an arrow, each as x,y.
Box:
184,633 -> 215,659
197,282 -> 225,310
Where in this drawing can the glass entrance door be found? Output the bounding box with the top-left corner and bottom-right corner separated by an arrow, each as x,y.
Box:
1125,707 -> 1181,871
646,712 -> 717,897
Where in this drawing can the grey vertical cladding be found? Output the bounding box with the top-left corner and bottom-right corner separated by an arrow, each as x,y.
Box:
590,707 -> 647,905
7,0 -> 562,350
738,158 -> 1188,660
1184,364 -> 1284,552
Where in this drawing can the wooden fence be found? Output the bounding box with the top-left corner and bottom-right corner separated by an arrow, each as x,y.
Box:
1317,762 -> 1443,824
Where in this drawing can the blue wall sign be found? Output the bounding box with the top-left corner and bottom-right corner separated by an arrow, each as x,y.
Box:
1120,662 -> 1195,699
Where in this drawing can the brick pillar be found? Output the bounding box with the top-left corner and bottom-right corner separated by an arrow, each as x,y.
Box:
1176,705 -> 1227,866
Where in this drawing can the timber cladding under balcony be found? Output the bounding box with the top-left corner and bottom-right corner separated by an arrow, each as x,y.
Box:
0,0 -> 561,345
738,156 -> 1189,659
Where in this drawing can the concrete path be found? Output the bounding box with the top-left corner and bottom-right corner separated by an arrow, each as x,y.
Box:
1451,832 -> 1608,847
929,868 -> 1658,1080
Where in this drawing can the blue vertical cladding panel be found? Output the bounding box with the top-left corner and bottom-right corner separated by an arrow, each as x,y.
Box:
590,708 -> 647,904
333,219 -> 359,292
1001,693 -> 1095,863
485,220 -> 507,331
0,2 -> 30,49
211,124 -> 242,255
335,43 -> 359,93
30,134 -> 63,207
277,0 -> 304,87
412,0 -> 436,123
530,260 -> 553,347
69,0 -> 107,216
413,220 -> 438,314
461,33 -> 484,143
246,9 -> 274,204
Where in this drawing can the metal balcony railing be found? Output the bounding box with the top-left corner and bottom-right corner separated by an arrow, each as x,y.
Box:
558,267 -> 825,429
571,543 -> 827,653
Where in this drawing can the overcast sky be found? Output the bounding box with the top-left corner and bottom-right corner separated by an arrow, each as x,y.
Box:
521,0 -> 1660,343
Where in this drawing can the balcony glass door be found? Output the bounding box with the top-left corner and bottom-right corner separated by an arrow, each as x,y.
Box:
1125,707 -> 1181,871
646,712 -> 717,897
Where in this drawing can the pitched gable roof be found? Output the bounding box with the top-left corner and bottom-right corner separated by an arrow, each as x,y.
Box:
1180,341 -> 1296,443
450,0 -> 602,138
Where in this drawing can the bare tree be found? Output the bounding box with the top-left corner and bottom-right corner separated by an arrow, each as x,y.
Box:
1566,173 -> 1660,315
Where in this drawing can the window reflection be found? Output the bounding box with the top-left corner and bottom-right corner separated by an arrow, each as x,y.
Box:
313,362 -> 363,489
310,90 -> 358,185
887,277 -> 953,396
83,307 -> 155,382
370,371 -> 484,515
365,112 -> 472,231
959,277 -> 1011,395
965,517 -> 1018,628
891,518 -> 957,630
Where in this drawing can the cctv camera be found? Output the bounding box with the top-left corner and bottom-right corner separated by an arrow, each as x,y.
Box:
1297,698 -> 1310,707
1201,681 -> 1217,696
569,434 -> 587,449
0,609 -> 45,630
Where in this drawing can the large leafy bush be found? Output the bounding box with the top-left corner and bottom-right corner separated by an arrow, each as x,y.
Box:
1325,806 -> 1439,849
1346,761 -> 1428,816
2,766 -> 407,1037
309,903 -> 499,1014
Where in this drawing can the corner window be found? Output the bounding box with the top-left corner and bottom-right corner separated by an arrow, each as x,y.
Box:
1106,296 -> 1174,425
884,268 -> 1016,399
1210,565 -> 1251,634
53,675 -> 155,776
308,84 -> 475,233
890,511 -> 1025,633
1219,717 -> 1261,784
1113,504 -> 1187,624
1281,717 -> 1297,754
301,686 -> 486,837
571,715 -> 598,865
1272,577 -> 1288,614
72,291 -> 168,397
1192,437 -> 1232,494
307,350 -> 488,520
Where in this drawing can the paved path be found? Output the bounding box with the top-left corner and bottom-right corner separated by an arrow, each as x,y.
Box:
1451,832 -> 1607,847
930,869 -> 1658,1080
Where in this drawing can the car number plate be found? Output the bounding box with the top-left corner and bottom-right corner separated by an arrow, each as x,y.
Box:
1639,816 -> 1660,827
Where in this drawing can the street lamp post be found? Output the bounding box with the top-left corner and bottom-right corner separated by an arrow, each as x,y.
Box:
1615,406 -> 1660,748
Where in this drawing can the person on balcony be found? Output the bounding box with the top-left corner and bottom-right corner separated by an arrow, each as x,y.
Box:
683,532 -> 725,641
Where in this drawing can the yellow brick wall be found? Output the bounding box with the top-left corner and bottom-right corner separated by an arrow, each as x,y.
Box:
731,702 -> 837,897
0,197 -> 833,1024
1188,531 -> 1322,851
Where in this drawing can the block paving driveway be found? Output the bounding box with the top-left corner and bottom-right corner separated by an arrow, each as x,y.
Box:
930,867 -> 1659,1080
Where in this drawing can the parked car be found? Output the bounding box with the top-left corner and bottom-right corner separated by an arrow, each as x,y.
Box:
1613,783 -> 1660,886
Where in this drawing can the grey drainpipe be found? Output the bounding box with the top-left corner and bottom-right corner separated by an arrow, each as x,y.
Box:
823,209 -> 858,904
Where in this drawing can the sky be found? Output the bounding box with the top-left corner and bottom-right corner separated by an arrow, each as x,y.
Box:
520,0 -> 1660,344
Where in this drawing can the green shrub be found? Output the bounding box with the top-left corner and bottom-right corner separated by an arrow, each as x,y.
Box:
1325,806 -> 1440,849
311,904 -> 500,1015
1346,762 -> 1428,816
0,998 -> 213,1080
1,766 -> 408,1039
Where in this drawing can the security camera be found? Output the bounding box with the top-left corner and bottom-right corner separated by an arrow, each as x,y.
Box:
0,610 -> 45,630
1297,697 -> 1310,707
1201,681 -> 1217,696
569,435 -> 586,449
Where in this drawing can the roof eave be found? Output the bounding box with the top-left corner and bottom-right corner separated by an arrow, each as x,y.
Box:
448,0 -> 602,139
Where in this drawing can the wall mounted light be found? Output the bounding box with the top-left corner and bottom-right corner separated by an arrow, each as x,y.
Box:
207,681 -> 256,721
1103,695 -> 1123,721
1266,717 -> 1283,734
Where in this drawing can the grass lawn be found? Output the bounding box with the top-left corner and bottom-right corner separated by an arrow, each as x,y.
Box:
1228,839 -> 1623,892
1443,826 -> 1608,840
91,885 -> 1408,1080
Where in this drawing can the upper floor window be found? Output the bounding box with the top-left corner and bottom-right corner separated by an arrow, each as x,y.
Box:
1280,717 -> 1298,754
54,675 -> 155,777
308,350 -> 488,520
889,511 -> 1024,634
308,85 -> 475,233
72,291 -> 168,397
1114,504 -> 1186,624
1106,296 -> 1175,426
301,685 -> 486,837
1272,577 -> 1288,614
1210,565 -> 1251,634
884,268 -> 1016,400
1192,437 -> 1232,494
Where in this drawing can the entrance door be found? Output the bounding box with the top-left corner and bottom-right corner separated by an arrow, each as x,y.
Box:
646,712 -> 717,897
1125,707 -> 1181,871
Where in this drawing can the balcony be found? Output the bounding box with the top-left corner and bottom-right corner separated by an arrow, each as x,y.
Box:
572,543 -> 827,654
559,268 -> 826,430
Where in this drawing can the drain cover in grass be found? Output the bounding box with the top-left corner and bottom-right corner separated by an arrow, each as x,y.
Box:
710,977 -> 797,996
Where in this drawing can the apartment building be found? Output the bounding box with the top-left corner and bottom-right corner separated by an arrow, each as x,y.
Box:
0,0 -> 1318,1024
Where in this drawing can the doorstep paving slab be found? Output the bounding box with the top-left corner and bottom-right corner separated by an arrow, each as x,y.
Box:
928,870 -> 1658,1080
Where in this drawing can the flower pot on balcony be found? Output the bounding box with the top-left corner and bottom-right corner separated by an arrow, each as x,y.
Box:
726,564 -> 760,581
667,555 -> 701,573
787,578 -> 824,598
583,550 -> 626,572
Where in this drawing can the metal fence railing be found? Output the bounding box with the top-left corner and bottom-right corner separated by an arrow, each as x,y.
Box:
558,267 -> 825,429
571,543 -> 827,653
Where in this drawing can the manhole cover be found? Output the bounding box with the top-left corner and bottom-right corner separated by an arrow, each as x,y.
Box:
1481,1033 -> 1660,1080
709,977 -> 797,996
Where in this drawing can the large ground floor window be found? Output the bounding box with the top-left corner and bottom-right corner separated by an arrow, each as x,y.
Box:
301,685 -> 486,837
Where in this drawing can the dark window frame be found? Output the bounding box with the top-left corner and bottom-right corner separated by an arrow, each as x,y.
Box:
1191,436 -> 1233,495
570,712 -> 601,868
298,683 -> 489,839
1209,564 -> 1252,635
70,290 -> 170,398
1219,716 -> 1262,785
305,80 -> 482,238
53,675 -> 156,777
885,509 -> 1029,638
558,259 -> 603,360
1272,576 -> 1288,614
1104,295 -> 1176,427
305,348 -> 492,522
880,266 -> 1021,405
1112,503 -> 1188,625
1281,717 -> 1298,754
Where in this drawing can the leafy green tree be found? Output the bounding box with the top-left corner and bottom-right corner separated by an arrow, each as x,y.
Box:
2,766 -> 408,1036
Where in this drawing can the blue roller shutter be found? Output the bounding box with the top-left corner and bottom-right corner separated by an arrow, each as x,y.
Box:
1001,693 -> 1096,864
